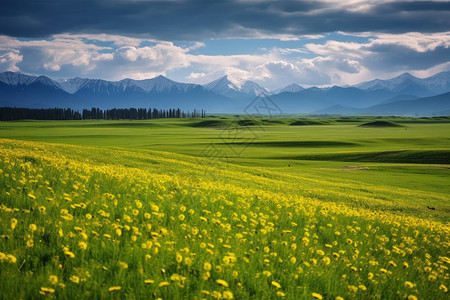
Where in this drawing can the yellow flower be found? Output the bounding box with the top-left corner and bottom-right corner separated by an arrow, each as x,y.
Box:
78,241 -> 87,250
322,257 -> 331,265
70,276 -> 80,284
144,279 -> 154,284
40,287 -> 55,293
277,291 -> 286,297
203,271 -> 210,280
118,261 -> 128,269
223,291 -> 234,299
176,253 -> 183,264
178,214 -> 185,221
26,239 -> 34,248
49,275 -> 58,285
10,218 -> 18,230
312,293 -> 323,299
64,250 -> 75,258
216,279 -> 229,287
271,281 -> 281,289
388,260 -> 397,267
116,229 -> 122,236
336,297 -> 344,300
29,224 -> 37,231
439,284 -> 448,293
158,281 -> 169,287
204,262 -> 212,271
6,254 -> 17,263
404,281 -> 414,289
290,257 -> 296,264
108,286 -> 121,292
263,271 -> 272,277
407,295 -> 417,300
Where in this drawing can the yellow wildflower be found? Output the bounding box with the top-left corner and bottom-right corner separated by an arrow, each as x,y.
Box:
223,291 -> 234,299
216,279 -> 229,287
271,281 -> 281,289
312,293 -> 323,299
49,275 -> 58,285
40,287 -> 55,293
78,241 -> 87,250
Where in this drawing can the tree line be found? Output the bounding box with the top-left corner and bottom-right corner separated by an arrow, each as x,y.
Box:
0,107 -> 206,121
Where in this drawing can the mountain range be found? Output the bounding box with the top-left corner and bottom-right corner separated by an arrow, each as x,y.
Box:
1,71 -> 449,116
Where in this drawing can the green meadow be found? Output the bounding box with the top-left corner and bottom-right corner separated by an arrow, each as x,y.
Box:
0,116 -> 449,299
1,116 -> 449,194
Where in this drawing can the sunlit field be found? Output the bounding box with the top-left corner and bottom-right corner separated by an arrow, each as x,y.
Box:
0,117 -> 449,299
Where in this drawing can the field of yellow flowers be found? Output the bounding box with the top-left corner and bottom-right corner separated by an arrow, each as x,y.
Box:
0,138 -> 448,299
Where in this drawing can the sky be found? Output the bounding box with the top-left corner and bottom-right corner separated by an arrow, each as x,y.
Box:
0,0 -> 449,90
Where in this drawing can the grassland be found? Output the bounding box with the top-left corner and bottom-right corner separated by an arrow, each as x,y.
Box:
0,116 -> 449,299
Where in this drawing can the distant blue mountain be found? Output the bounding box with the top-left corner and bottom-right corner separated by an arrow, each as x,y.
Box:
355,71 -> 450,96
1,71 -> 449,115
0,72 -> 233,112
314,92 -> 450,117
362,92 -> 450,116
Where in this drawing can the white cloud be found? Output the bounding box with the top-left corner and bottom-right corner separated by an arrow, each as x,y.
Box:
370,32 -> 450,52
305,32 -> 450,55
0,31 -> 448,88
187,72 -> 206,80
299,31 -> 450,85
0,51 -> 23,72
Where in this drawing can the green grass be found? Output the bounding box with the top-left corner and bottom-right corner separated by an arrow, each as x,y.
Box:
0,116 -> 449,299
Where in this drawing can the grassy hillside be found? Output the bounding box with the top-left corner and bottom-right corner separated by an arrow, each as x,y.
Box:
0,117 -> 449,299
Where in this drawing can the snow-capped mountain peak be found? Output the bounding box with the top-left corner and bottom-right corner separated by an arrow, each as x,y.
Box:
0,71 -> 43,86
241,80 -> 269,96
56,77 -> 90,94
272,83 -> 304,94
135,75 -> 197,93
204,75 -> 267,97
356,72 -> 424,91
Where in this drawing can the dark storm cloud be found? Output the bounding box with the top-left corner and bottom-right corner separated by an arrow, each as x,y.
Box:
363,44 -> 450,71
0,0 -> 449,40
